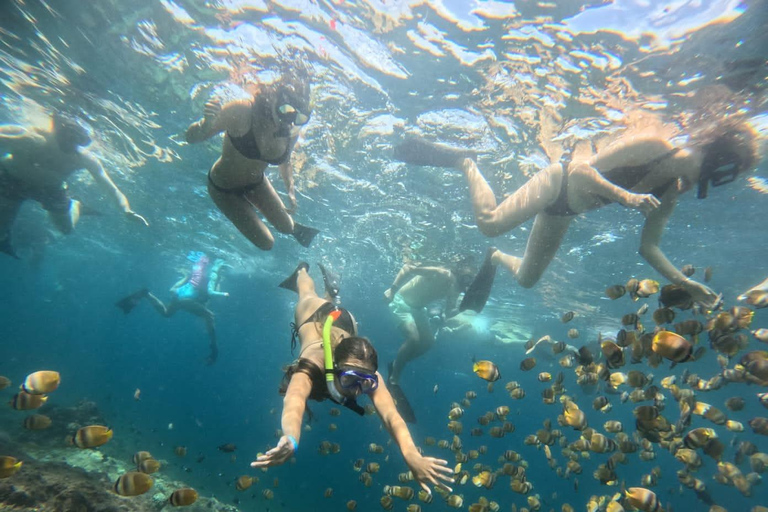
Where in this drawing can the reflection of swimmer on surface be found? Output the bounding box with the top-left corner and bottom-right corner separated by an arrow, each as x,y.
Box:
253,263 -> 454,494
0,112 -> 148,258
739,276 -> 768,309
396,120 -> 759,311
383,260 -> 474,423
185,60 -> 319,251
116,252 -> 229,365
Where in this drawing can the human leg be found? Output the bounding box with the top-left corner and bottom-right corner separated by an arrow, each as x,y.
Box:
507,213 -> 573,288
247,178 -> 319,248
459,158 -> 562,237
208,179 -> 276,251
145,292 -> 176,317
390,309 -> 435,384
181,301 -> 218,364
47,199 -> 80,235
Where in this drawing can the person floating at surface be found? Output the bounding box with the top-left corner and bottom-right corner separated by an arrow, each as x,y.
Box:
383,260 -> 475,423
0,112 -> 148,258
394,120 -> 759,311
185,64 -> 319,250
253,262 -> 454,495
116,252 -> 230,365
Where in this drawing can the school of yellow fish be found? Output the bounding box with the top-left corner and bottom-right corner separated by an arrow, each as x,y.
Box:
2,270 -> 767,511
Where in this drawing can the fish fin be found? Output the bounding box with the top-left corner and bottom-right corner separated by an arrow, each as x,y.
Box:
393,135 -> 477,167
387,381 -> 417,424
278,262 -> 310,293
115,288 -> 149,314
292,223 -> 320,248
459,247 -> 497,313
318,263 -> 340,299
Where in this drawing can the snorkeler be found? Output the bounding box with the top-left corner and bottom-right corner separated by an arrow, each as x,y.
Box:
383,260 -> 475,423
0,112 -> 148,258
395,121 -> 759,311
116,252 -> 230,365
185,64 -> 319,251
253,262 -> 454,495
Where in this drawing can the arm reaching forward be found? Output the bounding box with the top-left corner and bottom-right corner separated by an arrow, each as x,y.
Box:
639,189 -> 719,309
371,376 -> 454,494
251,371 -> 311,468
83,154 -> 148,226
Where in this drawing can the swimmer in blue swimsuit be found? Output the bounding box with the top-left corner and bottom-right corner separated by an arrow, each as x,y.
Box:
116,252 -> 230,365
185,60 -> 319,251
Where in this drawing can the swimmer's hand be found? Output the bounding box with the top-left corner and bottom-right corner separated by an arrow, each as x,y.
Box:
251,435 -> 295,468
203,99 -> 222,121
404,450 -> 454,494
682,279 -> 721,311
126,210 -> 149,227
383,287 -> 395,303
623,192 -> 660,215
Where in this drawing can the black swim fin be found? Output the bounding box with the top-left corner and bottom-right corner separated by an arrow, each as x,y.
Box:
278,262 -> 310,293
318,263 -> 340,299
0,236 -> 19,259
115,288 -> 149,314
387,362 -> 416,424
459,247 -> 497,313
292,222 -> 320,248
393,135 -> 477,168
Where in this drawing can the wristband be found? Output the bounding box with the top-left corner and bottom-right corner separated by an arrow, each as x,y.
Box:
287,435 -> 298,453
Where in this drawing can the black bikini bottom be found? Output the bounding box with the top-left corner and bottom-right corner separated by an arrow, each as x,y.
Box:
207,170 -> 264,195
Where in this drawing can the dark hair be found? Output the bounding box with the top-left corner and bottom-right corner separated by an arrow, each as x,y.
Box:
692,120 -> 759,174
335,336 -> 378,372
272,55 -> 311,111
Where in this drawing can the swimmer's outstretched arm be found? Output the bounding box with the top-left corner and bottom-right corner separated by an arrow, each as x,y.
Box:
251,371 -> 311,468
639,190 -> 718,308
185,98 -> 251,144
372,377 -> 454,494
83,154 -> 148,226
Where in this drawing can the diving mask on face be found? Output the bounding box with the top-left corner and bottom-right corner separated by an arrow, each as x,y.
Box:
276,104 -> 310,126
697,144 -> 743,199
336,366 -> 378,395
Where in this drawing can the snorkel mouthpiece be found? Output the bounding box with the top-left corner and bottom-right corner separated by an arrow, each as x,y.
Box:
323,310 -> 348,404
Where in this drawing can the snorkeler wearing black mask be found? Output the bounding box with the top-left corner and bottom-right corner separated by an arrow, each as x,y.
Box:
0,112 -> 148,257
186,70 -> 319,251
395,120 -> 759,312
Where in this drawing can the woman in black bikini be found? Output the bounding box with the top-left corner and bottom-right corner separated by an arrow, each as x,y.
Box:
398,121 -> 758,309
185,69 -> 319,250
251,262 -> 454,495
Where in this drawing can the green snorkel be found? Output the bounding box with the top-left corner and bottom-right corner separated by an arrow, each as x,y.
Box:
323,310 -> 348,405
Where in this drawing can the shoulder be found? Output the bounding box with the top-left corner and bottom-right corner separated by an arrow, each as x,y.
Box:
221,99 -> 254,135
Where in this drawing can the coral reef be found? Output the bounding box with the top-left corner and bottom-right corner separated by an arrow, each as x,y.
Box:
1,402 -> 240,512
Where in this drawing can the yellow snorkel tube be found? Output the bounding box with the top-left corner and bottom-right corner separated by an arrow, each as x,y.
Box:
323,310 -> 347,405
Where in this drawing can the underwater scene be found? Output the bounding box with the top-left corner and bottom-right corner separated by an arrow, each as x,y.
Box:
1,0 -> 767,511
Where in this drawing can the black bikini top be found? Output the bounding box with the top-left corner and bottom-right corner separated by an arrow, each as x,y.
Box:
227,100 -> 292,165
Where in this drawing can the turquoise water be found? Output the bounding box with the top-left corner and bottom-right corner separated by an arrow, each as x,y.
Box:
1,1 -> 767,511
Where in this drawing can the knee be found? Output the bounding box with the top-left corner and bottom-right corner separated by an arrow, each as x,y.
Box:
255,236 -> 275,251
516,273 -> 540,289
476,213 -> 505,238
